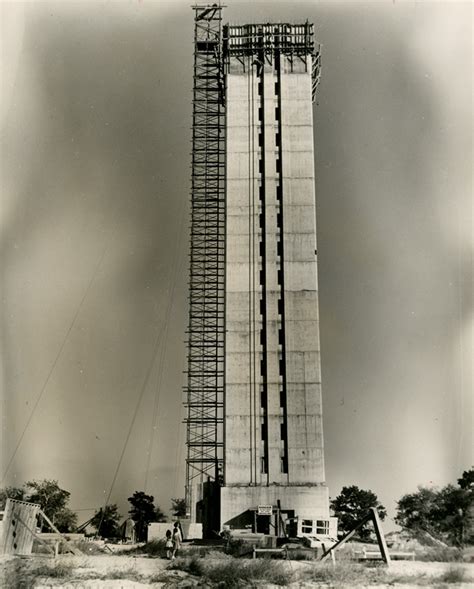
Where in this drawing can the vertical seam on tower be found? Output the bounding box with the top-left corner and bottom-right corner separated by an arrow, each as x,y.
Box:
247,52 -> 256,483
258,39 -> 269,483
251,58 -> 258,485
276,50 -> 289,479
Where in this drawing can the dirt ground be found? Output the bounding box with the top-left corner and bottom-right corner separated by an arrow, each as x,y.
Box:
1,552 -> 473,588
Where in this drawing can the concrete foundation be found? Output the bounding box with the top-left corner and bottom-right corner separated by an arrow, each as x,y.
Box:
221,485 -> 329,530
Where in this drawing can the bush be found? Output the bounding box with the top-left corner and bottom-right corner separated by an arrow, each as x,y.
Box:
188,556 -> 206,577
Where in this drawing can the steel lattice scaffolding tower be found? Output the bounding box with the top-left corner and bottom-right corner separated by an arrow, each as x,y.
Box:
185,3 -> 226,518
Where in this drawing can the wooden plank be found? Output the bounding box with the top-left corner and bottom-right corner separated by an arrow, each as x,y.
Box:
38,510 -> 82,556
321,509 -> 391,567
371,508 -> 391,565
252,546 -> 288,559
321,512 -> 372,562
15,515 -> 54,556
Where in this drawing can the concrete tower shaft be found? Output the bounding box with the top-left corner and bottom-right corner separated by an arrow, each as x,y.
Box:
221,23 -> 329,529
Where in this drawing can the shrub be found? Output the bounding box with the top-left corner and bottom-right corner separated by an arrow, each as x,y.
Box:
187,556 -> 206,577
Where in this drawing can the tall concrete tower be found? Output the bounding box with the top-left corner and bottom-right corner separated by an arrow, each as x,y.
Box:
186,4 -> 331,538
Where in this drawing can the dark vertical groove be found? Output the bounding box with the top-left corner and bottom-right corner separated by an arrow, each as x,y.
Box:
257,31 -> 269,479
275,49 -> 289,476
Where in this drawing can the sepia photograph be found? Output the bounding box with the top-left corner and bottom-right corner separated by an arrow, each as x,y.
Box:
1,0 -> 472,586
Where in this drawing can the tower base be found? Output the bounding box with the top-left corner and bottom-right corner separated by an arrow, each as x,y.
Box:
220,484 -> 329,535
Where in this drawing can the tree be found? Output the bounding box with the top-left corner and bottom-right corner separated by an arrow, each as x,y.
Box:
395,486 -> 440,537
25,479 -> 73,532
438,484 -> 472,546
171,498 -> 187,518
90,504 -> 121,539
54,507 -> 78,533
396,469 -> 473,546
0,479 -> 77,533
128,491 -> 166,542
458,469 -> 474,490
0,486 -> 25,510
154,504 -> 167,523
330,485 -> 387,541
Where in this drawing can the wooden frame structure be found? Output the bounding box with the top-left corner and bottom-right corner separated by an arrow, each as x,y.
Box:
321,507 -> 391,565
0,498 -> 82,556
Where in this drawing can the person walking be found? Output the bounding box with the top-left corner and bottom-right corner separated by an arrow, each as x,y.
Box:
165,529 -> 173,560
171,521 -> 182,560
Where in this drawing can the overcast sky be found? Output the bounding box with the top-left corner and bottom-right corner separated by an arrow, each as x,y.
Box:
1,0 -> 472,528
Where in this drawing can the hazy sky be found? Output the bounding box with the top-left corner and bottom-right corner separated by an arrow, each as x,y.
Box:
1,0 -> 472,528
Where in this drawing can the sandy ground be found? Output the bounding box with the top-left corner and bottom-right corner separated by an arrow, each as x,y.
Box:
1,553 -> 473,588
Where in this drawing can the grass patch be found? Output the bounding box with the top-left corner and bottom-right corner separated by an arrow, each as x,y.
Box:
385,566 -> 467,587
181,544 -> 225,558
416,547 -> 464,562
169,555 -> 206,576
1,559 -> 73,589
148,572 -> 168,583
303,561 -> 470,587
75,566 -> 144,582
288,548 -> 315,561
304,562 -> 387,586
74,540 -> 108,555
206,558 -> 292,587
436,565 -> 466,583
104,566 -> 142,580
224,537 -> 247,557
2,560 -> 30,589
170,556 -> 292,587
30,563 -> 72,578
124,538 -> 167,557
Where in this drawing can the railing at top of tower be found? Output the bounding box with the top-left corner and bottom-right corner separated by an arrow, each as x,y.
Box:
223,21 -> 322,101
